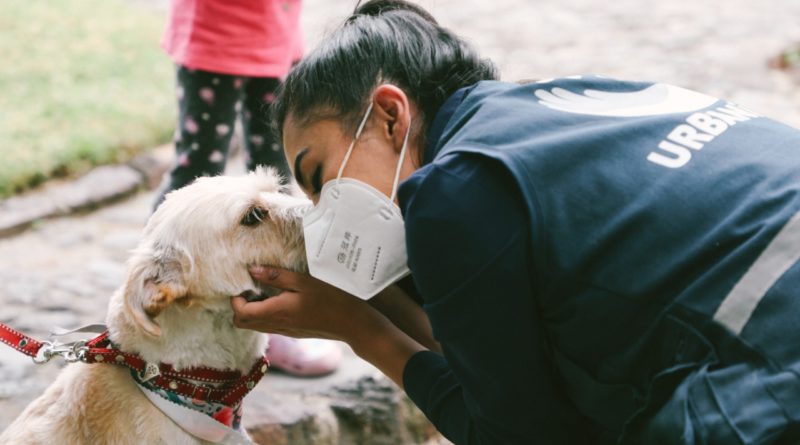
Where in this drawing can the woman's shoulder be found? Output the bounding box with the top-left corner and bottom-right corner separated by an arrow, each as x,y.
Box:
399,150 -> 523,224
399,150 -> 530,299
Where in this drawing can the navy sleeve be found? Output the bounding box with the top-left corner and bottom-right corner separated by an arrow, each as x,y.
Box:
399,154 -> 586,444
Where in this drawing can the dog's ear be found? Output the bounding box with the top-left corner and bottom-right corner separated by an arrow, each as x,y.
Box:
123,246 -> 190,337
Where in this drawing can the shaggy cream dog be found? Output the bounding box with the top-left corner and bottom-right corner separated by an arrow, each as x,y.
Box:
0,168 -> 309,445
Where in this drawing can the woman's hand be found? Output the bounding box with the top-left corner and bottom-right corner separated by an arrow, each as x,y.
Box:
230,266 -> 427,388
230,265 -> 371,341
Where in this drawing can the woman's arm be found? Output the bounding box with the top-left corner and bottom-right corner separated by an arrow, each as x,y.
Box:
368,284 -> 442,353
348,300 -> 429,387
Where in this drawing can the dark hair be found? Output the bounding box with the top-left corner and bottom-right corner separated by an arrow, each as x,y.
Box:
271,0 -> 497,150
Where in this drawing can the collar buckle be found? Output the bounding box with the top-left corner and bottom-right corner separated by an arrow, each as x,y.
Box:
139,362 -> 161,382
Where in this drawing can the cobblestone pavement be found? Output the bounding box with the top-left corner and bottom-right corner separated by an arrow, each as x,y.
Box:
2,0 -> 800,437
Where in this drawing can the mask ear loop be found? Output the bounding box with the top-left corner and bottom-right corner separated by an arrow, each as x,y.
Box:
389,117 -> 411,203
336,101 -> 375,185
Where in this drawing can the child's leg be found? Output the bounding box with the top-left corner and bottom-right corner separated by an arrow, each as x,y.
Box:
153,65 -> 241,210
240,76 -> 291,180
266,334 -> 342,377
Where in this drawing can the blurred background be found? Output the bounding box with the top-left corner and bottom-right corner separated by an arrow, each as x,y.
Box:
0,0 -> 800,197
0,0 -> 799,442
2,0 -> 799,200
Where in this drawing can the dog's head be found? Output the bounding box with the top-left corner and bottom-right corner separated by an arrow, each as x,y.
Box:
124,167 -> 310,336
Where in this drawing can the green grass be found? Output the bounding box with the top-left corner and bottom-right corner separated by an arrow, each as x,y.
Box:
783,47 -> 800,67
0,0 -> 175,197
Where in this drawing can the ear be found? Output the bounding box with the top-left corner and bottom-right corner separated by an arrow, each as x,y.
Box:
373,84 -> 412,152
123,246 -> 190,337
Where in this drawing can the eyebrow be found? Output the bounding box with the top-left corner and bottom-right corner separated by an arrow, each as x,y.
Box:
293,147 -> 309,187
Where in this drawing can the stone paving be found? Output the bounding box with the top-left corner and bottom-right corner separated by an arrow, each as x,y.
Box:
1,0 -> 800,442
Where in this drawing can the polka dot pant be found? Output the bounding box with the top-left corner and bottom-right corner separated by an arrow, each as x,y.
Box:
154,65 -> 291,209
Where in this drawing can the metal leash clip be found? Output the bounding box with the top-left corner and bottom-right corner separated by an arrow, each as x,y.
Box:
32,340 -> 89,364
30,323 -> 106,364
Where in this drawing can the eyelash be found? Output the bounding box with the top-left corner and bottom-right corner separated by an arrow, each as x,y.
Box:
311,165 -> 322,194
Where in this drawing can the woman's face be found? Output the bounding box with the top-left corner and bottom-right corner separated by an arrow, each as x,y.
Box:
282,85 -> 420,205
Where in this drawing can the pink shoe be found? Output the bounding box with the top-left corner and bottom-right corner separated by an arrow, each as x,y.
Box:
266,334 -> 342,377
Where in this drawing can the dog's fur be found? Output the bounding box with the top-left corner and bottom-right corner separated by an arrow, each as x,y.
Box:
0,168 -> 309,445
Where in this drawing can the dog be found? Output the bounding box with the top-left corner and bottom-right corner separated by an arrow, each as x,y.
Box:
0,167 -> 309,445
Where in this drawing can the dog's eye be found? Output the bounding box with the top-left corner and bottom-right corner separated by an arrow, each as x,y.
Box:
241,207 -> 268,227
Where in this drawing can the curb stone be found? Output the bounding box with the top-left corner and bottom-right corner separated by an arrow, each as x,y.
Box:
0,144 -> 174,238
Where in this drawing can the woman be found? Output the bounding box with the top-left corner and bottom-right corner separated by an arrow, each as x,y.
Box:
231,1 -> 800,443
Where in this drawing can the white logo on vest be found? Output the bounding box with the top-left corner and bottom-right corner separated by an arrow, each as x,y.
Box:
533,82 -> 717,117
533,79 -> 761,169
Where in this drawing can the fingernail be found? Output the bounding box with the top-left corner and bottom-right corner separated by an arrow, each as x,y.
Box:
249,265 -> 279,280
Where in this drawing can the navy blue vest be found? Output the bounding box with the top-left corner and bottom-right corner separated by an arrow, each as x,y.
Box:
428,77 -> 800,433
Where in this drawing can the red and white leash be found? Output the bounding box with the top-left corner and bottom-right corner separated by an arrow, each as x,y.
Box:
0,322 -> 269,406
0,322 -> 267,444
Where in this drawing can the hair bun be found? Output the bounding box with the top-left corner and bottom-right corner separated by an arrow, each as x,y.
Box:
351,0 -> 438,24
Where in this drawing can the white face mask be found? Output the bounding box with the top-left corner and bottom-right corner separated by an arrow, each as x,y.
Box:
302,101 -> 411,300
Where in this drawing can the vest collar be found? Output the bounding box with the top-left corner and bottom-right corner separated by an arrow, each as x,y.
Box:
423,85 -> 474,166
